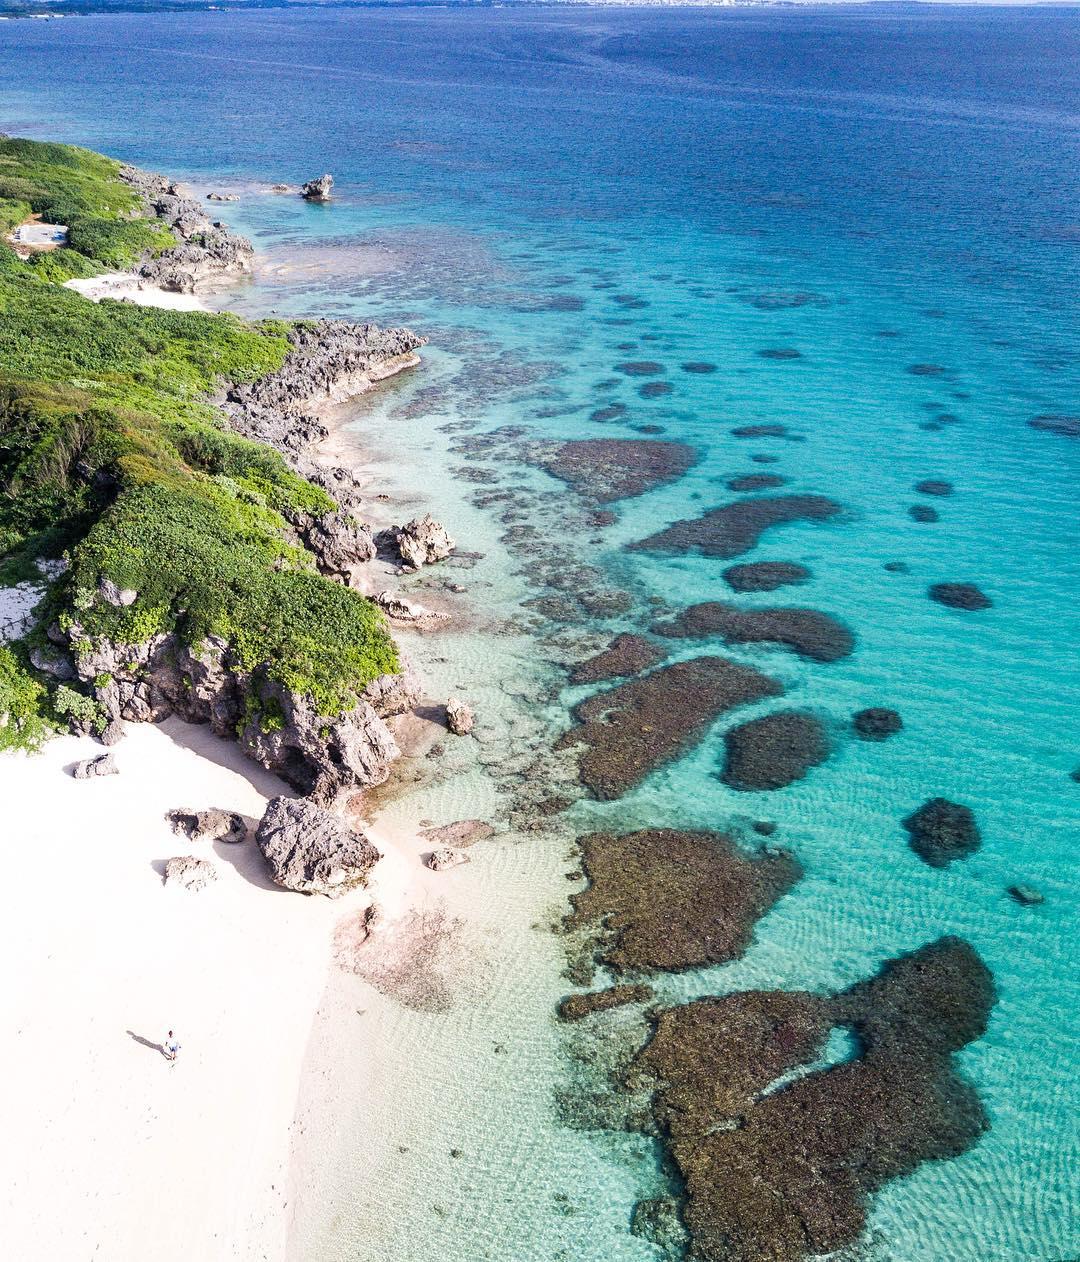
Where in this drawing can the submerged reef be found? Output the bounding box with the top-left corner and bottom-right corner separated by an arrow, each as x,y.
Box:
853,707 -> 903,740
722,561 -> 811,593
569,632 -> 664,684
903,797 -> 982,867
652,602 -> 854,663
725,473 -> 786,492
629,936 -> 995,1262
527,437 -> 697,503
929,582 -> 993,610
720,710 -> 831,791
557,656 -> 782,799
558,984 -> 655,1022
630,495 -> 842,560
567,828 -> 801,973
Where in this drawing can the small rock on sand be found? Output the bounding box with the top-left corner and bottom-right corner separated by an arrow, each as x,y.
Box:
446,698 -> 475,736
427,847 -> 470,872
73,753 -> 117,779
163,855 -> 218,892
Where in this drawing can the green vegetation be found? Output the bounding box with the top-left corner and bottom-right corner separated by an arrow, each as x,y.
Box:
0,137 -> 175,280
0,137 -> 399,745
0,644 -> 53,752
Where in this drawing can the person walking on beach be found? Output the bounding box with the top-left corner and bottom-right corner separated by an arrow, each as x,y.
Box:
163,1031 -> 181,1064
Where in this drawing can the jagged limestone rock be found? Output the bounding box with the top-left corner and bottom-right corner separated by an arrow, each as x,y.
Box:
256,796 -> 379,897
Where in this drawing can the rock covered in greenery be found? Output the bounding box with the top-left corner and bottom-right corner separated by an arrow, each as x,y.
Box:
256,795 -> 379,897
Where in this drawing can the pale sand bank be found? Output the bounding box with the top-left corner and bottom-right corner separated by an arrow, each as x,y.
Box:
0,719 -> 374,1262
64,272 -> 207,311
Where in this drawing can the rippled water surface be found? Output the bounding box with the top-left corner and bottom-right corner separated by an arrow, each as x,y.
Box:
2,6 -> 1078,1260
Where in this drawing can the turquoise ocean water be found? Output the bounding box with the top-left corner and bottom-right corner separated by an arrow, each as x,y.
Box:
2,6 -> 1078,1259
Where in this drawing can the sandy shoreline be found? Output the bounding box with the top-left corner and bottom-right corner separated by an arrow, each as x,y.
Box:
6,232 -> 466,1260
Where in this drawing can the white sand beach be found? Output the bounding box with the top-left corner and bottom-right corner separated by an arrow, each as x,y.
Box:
64,271 -> 207,310
0,719 -> 387,1262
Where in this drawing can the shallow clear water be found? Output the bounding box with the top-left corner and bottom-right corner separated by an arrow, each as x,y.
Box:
2,6 -> 1078,1260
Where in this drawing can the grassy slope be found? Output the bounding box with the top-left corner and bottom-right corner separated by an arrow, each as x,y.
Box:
0,138 -> 397,750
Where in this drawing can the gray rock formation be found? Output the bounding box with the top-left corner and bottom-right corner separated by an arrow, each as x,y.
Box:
119,164 -> 254,293
100,720 -> 125,746
426,846 -> 469,872
1008,884 -> 1044,906
206,192 -> 239,202
256,796 -> 379,896
30,645 -> 75,680
379,515 -> 454,569
98,577 -> 137,607
70,627 -> 420,802
163,855 -> 217,891
73,753 -> 117,779
445,697 -> 475,736
301,173 -> 333,201
167,807 -> 248,845
375,591 -> 450,627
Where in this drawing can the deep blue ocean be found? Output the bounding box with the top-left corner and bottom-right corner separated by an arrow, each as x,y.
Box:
2,5 -> 1078,1260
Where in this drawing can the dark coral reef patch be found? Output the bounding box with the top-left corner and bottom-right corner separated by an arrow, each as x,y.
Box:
629,936 -> 995,1262
569,633 -> 664,685
731,423 -> 789,439
557,656 -> 782,800
929,582 -> 992,610
903,797 -> 981,867
616,360 -> 665,376
726,473 -> 786,492
723,561 -> 811,593
909,504 -> 939,523
720,710 -> 831,791
853,707 -> 903,740
652,602 -> 854,663
558,983 -> 655,1022
568,828 -> 801,973
630,495 -> 841,560
529,438 -> 697,504
915,479 -> 954,496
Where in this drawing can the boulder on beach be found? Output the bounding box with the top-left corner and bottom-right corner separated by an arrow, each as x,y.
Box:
163,855 -> 217,892
301,173 -> 333,201
167,806 -> 247,845
72,753 -> 117,779
255,796 -> 379,897
445,697 -> 475,735
375,590 -> 450,627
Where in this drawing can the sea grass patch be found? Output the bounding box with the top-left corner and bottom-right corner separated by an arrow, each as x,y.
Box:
757,348 -> 803,361
569,633 -> 664,684
915,479 -> 953,496
568,828 -> 801,973
720,710 -> 831,791
630,936 -> 995,1262
528,438 -> 697,503
652,602 -> 853,662
1029,414 -> 1080,437
639,381 -> 673,399
681,361 -> 717,374
630,494 -> 841,560
615,361 -> 665,376
909,504 -> 939,522
722,561 -> 811,593
557,655 -> 783,800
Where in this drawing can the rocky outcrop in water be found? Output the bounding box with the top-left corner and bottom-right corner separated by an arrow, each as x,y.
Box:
426,846 -> 469,871
445,697 -> 475,736
301,173 -> 334,201
378,514 -> 455,569
256,795 -> 379,896
527,438 -> 698,503
119,165 -> 254,293
652,602 -> 854,663
558,984 -> 655,1023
